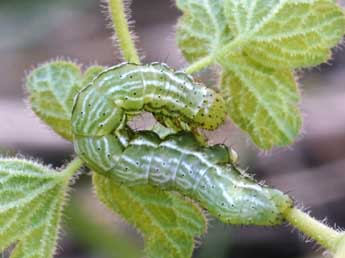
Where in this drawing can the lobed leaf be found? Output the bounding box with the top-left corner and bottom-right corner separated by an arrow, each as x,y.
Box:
0,158 -> 72,258
176,0 -> 345,149
93,174 -> 207,258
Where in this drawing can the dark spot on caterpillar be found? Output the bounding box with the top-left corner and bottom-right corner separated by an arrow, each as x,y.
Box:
88,104 -> 91,107
100,124 -> 104,127
181,174 -> 185,177
133,92 -> 137,96
221,202 -> 225,206
107,154 -> 111,158
102,113 -> 106,116
97,147 -> 101,151
125,97 -> 128,100
80,111 -> 84,115
163,162 -> 166,166
125,167 -> 128,171
135,161 -> 139,166
189,170 -> 193,174
155,168 -> 159,172
130,75 -> 133,79
211,185 -> 215,189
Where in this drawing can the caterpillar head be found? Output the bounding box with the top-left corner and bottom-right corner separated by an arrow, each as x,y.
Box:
194,90 -> 227,130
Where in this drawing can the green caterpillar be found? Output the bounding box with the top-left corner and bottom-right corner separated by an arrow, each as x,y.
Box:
72,62 -> 292,225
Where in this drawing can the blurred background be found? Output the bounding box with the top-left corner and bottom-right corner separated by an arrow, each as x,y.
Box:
0,0 -> 345,257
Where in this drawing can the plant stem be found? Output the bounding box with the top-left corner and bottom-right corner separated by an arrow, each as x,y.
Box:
184,36 -> 244,74
62,157 -> 84,179
283,207 -> 343,252
107,0 -> 140,64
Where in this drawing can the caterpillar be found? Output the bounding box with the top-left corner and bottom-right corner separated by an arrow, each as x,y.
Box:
72,62 -> 292,225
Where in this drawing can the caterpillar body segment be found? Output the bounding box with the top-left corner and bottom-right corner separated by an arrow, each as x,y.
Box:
111,131 -> 292,225
72,62 -> 227,134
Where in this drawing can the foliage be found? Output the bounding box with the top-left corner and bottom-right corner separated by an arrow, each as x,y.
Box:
177,0 -> 345,148
0,158 -> 78,258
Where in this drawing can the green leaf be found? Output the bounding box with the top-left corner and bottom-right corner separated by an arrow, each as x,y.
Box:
93,174 -> 207,258
0,158 -> 73,258
25,61 -> 105,141
222,0 -> 345,69
26,61 -> 83,141
176,0 -> 345,149
176,0 -> 232,62
220,55 -> 301,148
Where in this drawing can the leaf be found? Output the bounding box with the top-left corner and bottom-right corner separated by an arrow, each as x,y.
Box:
26,61 -> 83,141
176,0 -> 232,62
176,0 -> 345,149
222,0 -> 345,68
93,174 -> 207,258
26,61 -> 105,141
0,158 -> 72,258
220,55 -> 301,148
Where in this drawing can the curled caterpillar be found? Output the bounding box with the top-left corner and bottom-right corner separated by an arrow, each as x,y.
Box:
72,62 -> 292,225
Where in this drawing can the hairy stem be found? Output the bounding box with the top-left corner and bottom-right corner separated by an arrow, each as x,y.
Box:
283,207 -> 343,252
107,0 -> 140,64
61,157 -> 84,179
185,36 -> 244,74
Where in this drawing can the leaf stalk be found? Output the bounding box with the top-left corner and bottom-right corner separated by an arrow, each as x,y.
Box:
107,0 -> 140,64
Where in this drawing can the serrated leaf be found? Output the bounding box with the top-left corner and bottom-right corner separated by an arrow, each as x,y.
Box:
0,158 -> 72,258
93,174 -> 207,258
176,0 -> 345,149
26,61 -> 105,141
220,55 -> 301,148
223,0 -> 345,68
176,0 -> 232,62
26,61 -> 83,141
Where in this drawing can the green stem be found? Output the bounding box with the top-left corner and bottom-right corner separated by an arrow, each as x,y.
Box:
107,0 -> 140,64
61,157 -> 84,179
184,36 -> 244,74
283,207 -> 343,252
